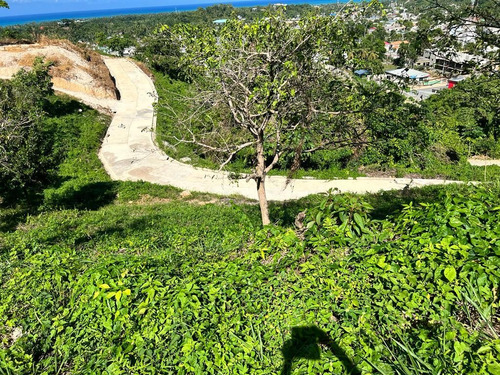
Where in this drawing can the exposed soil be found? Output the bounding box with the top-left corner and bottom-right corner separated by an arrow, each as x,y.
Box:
0,37 -> 117,100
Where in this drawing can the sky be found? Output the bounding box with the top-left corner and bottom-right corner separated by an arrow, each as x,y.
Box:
1,0 -> 228,16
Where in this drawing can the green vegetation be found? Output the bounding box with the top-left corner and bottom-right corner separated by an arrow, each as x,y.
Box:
1,2 -> 499,373
145,8 -> 499,195
154,70 -> 500,183
0,63 -> 498,373
0,58 -> 55,198
0,4 -> 344,48
424,75 -> 500,159
2,179 -> 499,373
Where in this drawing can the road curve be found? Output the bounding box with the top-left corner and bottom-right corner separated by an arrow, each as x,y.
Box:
99,58 -> 461,201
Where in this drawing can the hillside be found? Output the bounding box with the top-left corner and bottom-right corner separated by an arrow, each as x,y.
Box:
0,4 -> 499,373
0,88 -> 498,374
0,38 -> 117,108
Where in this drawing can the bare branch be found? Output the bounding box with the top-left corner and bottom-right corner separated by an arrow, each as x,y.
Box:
219,141 -> 255,170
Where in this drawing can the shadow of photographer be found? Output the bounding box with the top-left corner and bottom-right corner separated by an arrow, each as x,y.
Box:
281,326 -> 361,375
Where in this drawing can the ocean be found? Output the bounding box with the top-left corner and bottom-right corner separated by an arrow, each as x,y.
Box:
0,0 -> 344,27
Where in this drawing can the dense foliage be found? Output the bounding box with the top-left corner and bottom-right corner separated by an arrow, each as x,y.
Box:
0,60 -> 498,373
138,6 -> 499,183
0,59 -> 55,198
0,4 -> 345,48
155,68 -> 500,182
1,183 -> 499,374
0,2 -> 499,373
423,75 -> 500,158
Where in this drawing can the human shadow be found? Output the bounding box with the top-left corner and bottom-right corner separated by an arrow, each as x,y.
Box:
281,326 -> 361,375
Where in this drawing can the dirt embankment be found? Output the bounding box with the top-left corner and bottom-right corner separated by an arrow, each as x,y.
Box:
0,37 -> 118,101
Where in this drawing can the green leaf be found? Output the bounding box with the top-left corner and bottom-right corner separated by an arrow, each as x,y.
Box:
99,284 -> 111,289
353,213 -> 365,229
488,363 -> 500,374
444,266 -> 457,282
449,217 -> 463,228
476,346 -> 491,354
316,212 -> 322,225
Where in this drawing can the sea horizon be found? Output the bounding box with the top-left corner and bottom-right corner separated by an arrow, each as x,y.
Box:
0,0 -> 345,27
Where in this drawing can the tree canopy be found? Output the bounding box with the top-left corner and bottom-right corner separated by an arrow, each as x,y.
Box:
0,58 -> 54,198
162,7 -> 390,225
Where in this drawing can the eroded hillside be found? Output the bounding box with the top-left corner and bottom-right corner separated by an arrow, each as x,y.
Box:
0,38 -> 117,101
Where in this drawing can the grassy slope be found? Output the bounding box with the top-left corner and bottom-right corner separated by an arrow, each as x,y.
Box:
155,72 -> 500,182
0,95 -> 499,374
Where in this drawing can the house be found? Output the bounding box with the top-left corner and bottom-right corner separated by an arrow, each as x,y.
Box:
386,68 -> 429,81
448,76 -> 467,88
123,47 -> 136,57
415,56 -> 431,69
422,49 -> 490,74
385,40 -> 409,59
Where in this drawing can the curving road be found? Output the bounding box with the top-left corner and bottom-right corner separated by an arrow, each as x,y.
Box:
99,58 -> 465,201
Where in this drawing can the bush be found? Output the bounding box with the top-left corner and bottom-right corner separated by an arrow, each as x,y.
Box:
0,59 -> 55,198
1,185 -> 498,374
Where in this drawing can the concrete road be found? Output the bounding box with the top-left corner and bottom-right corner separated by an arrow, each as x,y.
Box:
469,159 -> 500,167
405,84 -> 448,101
99,58 -> 461,201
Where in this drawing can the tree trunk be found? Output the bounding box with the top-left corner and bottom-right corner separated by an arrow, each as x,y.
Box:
257,176 -> 270,226
256,133 -> 271,226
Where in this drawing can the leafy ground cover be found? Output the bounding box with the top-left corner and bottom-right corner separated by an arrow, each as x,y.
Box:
0,183 -> 499,374
1,83 -> 499,375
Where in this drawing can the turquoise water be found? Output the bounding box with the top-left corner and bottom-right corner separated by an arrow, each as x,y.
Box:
0,1 -> 345,27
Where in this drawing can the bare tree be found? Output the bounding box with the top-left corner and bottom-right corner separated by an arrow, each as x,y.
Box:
161,10 -> 383,225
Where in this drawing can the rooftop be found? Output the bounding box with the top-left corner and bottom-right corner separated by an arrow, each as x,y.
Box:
386,68 -> 430,80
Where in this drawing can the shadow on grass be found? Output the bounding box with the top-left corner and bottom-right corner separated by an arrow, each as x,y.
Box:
44,96 -> 85,117
281,326 -> 361,375
0,208 -> 31,232
269,184 -> 466,227
365,184 -> 461,220
269,196 -> 321,227
46,181 -> 119,210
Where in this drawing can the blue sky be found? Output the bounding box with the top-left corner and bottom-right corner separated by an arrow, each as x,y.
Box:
1,0 -> 227,16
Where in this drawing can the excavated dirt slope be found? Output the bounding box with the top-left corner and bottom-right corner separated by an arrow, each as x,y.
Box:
0,38 -> 117,102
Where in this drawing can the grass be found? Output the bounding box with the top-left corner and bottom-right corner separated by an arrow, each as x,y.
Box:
154,72 -> 500,183
1,86 -> 499,375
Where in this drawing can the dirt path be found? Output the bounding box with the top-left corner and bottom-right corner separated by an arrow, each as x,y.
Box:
99,58 -> 465,201
2,47 -> 493,200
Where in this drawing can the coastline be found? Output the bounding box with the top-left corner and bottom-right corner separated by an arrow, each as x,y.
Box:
0,0 -> 343,27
